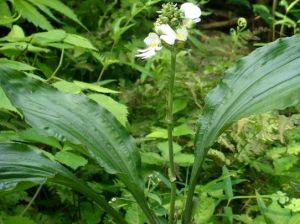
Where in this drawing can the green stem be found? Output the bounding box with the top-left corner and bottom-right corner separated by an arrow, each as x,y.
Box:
48,48 -> 64,81
20,183 -> 43,216
272,0 -> 278,40
97,65 -> 107,82
183,146 -> 209,224
167,49 -> 177,224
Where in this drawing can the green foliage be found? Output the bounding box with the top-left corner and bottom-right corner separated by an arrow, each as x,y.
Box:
1,1 -> 300,223
5,0 -> 84,30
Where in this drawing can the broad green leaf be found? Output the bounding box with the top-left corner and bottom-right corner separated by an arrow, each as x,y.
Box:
0,42 -> 50,54
26,0 -> 59,24
173,99 -> 188,114
125,203 -> 146,224
0,87 -> 21,116
173,124 -> 194,136
185,34 -> 300,223
0,68 -> 157,223
13,0 -> 53,30
173,153 -> 194,167
194,195 -> 215,223
18,128 -> 61,149
141,152 -> 164,165
146,124 -> 193,139
0,58 -> 36,71
158,141 -> 182,157
88,93 -> 128,127
31,29 -> 67,45
52,80 -> 82,94
5,25 -> 26,42
74,80 -> 118,93
193,34 -> 300,182
0,68 -> 141,183
0,143 -> 126,223
54,151 -> 88,170
64,34 -> 97,50
146,127 -> 167,139
80,201 -> 103,224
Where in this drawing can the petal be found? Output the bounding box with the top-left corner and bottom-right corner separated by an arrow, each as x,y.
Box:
193,18 -> 201,23
136,48 -> 157,59
176,27 -> 188,41
160,34 -> 176,45
155,24 -> 176,37
144,33 -> 161,47
180,3 -> 201,20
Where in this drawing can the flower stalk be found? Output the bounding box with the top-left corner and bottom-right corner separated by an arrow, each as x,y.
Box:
166,48 -> 177,224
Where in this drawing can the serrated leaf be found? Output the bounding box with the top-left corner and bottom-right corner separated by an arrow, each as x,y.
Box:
0,87 -> 21,116
185,34 -> 300,223
194,195 -> 215,223
54,151 -> 88,170
18,128 -> 61,149
88,93 -> 128,127
31,29 -> 67,45
0,42 -> 50,54
193,34 -> 300,183
0,68 -> 141,182
13,0 -> 53,30
64,34 -> 97,50
74,81 -> 118,93
5,25 -> 26,42
52,80 -> 82,94
29,0 -> 86,29
0,58 -> 36,71
0,68 -> 156,223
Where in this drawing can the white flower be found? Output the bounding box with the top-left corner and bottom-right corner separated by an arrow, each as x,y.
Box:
155,24 -> 177,45
136,33 -> 162,59
180,2 -> 201,23
175,27 -> 188,41
155,24 -> 188,45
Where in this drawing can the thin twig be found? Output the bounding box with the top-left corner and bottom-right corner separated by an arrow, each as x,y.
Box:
48,48 -> 65,81
20,184 -> 44,216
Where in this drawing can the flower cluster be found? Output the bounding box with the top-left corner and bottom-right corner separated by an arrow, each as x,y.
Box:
136,2 -> 201,59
